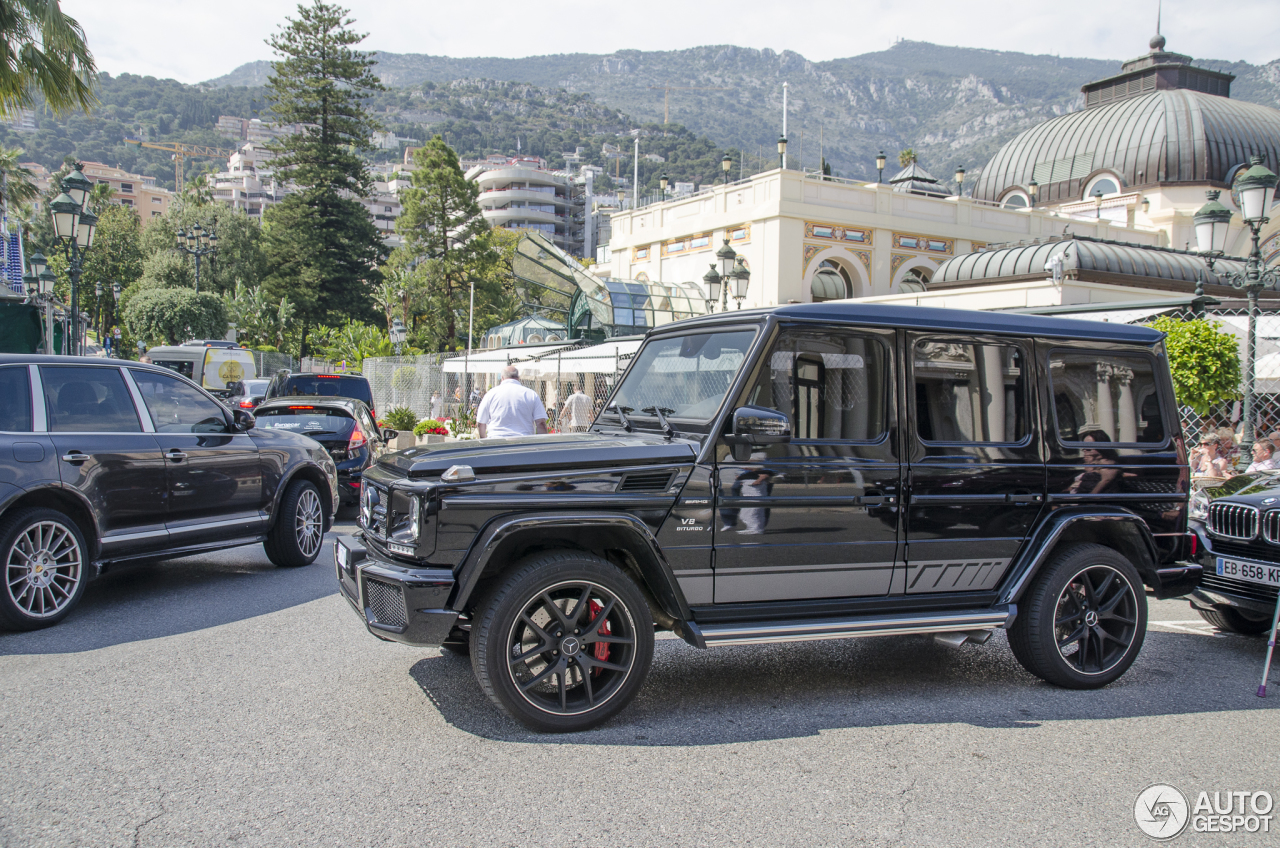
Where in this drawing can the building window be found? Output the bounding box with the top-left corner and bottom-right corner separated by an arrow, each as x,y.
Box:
120,199 -> 133,207
897,267 -> 930,293
1001,191 -> 1030,209
1084,175 -> 1121,199
811,260 -> 852,302
120,183 -> 133,193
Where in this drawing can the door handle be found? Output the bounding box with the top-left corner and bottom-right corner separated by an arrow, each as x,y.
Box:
857,491 -> 897,506
166,450 -> 188,462
1009,492 -> 1043,504
60,452 -> 90,464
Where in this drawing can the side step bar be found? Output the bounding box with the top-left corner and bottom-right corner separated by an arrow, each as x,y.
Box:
682,606 -> 1015,649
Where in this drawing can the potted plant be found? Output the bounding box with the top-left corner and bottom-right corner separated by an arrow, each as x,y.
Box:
414,418 -> 450,444
383,406 -> 421,450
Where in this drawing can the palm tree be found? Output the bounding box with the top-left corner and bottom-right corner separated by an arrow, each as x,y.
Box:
0,0 -> 96,118
0,145 -> 38,211
898,148 -> 917,168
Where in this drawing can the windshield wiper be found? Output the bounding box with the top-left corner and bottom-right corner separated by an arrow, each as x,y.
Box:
606,403 -> 634,432
642,406 -> 677,439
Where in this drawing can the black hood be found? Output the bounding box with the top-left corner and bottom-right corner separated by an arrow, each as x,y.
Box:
1203,471 -> 1280,505
378,432 -> 698,479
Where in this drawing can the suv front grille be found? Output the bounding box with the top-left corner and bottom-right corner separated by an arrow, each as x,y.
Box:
1200,572 -> 1280,604
1207,502 -> 1258,541
365,578 -> 408,628
1263,510 -> 1280,545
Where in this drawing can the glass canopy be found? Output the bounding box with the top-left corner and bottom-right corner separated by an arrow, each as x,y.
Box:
513,233 -> 709,341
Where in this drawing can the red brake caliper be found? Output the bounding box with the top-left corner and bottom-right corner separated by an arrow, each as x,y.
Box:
588,599 -> 611,674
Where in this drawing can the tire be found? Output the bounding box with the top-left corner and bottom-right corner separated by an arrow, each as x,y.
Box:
264,479 -> 325,568
1195,606 -> 1272,635
470,551 -> 654,732
0,507 -> 90,631
1008,543 -> 1147,689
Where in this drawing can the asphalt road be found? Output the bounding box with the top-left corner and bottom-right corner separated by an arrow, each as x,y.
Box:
0,512 -> 1276,847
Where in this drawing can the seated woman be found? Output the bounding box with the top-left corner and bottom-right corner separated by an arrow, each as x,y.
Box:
1190,435 -> 1232,479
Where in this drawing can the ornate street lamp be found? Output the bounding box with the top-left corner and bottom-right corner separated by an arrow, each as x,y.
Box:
702,265 -> 722,314
659,173 -> 669,199
876,151 -> 886,184
730,257 -> 751,309
1093,186 -> 1105,219
777,136 -> 788,171
721,153 -> 732,184
389,317 -> 407,356
48,162 -> 96,356
1028,180 -> 1039,208
1198,155 -> 1280,462
955,166 -> 966,197
716,238 -> 737,312
175,221 -> 218,294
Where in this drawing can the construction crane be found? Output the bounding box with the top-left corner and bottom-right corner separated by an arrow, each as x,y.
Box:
648,85 -> 732,124
123,138 -> 236,192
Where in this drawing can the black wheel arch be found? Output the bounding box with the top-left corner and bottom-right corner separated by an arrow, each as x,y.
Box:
270,464 -> 334,532
999,507 -> 1160,606
451,512 -> 691,622
0,484 -> 101,561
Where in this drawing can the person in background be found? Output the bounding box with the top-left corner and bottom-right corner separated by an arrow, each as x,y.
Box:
1190,434 -> 1232,479
429,390 -> 442,421
476,365 -> 547,439
561,383 -> 593,433
1246,438 -> 1279,474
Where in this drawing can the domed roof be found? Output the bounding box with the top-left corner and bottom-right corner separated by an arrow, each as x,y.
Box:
973,90 -> 1280,204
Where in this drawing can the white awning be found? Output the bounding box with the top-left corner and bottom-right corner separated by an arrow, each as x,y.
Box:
522,337 -> 644,376
439,341 -> 577,374
1048,306 -> 1175,325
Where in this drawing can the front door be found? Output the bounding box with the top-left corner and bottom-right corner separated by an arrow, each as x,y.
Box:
903,334 -> 1045,594
713,326 -> 902,603
39,365 -> 169,555
128,368 -> 264,545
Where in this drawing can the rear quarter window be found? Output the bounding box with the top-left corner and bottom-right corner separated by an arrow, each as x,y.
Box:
0,366 -> 32,432
1049,349 -> 1168,445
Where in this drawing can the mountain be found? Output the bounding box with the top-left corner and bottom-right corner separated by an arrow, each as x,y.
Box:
206,40 -> 1280,183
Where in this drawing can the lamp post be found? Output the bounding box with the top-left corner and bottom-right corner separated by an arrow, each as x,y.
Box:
23,252 -> 57,355
730,257 -> 751,309
876,151 -> 886,184
955,166 -> 966,197
94,280 -> 102,339
48,162 -> 96,356
1195,155 -> 1279,462
390,317 -> 407,356
1028,180 -> 1039,208
110,281 -> 121,356
1092,186 -> 1105,219
659,173 -> 669,200
721,153 -> 732,185
175,222 -> 218,294
777,136 -> 787,171
702,265 -> 722,314
716,238 -> 737,312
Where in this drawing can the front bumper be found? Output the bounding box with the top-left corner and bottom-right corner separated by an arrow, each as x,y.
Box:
1181,527 -> 1280,618
334,534 -> 459,646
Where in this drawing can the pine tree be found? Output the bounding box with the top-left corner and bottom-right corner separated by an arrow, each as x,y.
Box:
396,136 -> 499,348
260,1 -> 384,354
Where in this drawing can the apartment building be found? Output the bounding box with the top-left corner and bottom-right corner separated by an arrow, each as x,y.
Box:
467,157 -> 587,257
206,143 -> 287,218
80,162 -> 173,222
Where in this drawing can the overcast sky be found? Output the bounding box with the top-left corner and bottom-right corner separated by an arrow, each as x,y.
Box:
65,0 -> 1280,85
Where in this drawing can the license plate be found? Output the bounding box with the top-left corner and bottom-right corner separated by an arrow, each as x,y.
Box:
1216,556 -> 1280,588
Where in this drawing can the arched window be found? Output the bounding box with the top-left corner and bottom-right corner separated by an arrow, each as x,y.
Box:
1001,192 -> 1029,209
896,267 -> 930,293
811,260 -> 852,302
1085,174 -> 1121,198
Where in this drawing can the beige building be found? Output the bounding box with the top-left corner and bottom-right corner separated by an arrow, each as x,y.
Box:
80,162 -> 173,223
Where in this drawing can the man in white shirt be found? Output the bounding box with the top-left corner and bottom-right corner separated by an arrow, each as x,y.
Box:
476,365 -> 548,439
561,383 -> 593,433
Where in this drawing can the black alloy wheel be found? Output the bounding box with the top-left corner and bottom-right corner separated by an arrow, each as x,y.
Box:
0,508 -> 90,630
471,552 -> 654,732
1009,543 -> 1147,689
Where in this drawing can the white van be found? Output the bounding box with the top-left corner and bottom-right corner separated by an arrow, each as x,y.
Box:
145,341 -> 258,399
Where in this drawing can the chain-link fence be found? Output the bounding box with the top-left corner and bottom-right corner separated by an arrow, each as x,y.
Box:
250,351 -> 296,381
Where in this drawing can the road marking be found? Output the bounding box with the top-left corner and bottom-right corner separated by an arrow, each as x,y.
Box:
1149,620 -> 1226,637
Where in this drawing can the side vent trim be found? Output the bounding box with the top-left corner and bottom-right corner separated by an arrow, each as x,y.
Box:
617,471 -> 675,493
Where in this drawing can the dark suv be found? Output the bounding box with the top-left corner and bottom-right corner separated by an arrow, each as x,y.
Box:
0,355 -> 339,630
335,303 -> 1193,732
265,372 -> 376,419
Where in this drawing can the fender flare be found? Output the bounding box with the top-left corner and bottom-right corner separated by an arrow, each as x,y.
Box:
451,511 -> 691,621
0,482 -> 102,552
997,507 -> 1159,605
269,462 -> 336,530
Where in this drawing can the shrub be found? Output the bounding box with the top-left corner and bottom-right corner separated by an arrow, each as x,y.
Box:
413,419 -> 449,437
1147,316 -> 1241,415
383,406 -> 419,431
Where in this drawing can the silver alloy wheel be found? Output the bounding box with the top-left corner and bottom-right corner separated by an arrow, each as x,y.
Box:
294,488 -> 323,558
5,520 -> 82,619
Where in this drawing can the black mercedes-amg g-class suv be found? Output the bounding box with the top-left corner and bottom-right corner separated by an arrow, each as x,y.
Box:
335,303 -> 1194,732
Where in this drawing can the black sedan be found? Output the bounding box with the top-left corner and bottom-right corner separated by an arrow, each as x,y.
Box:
0,355 -> 339,631
251,396 -> 394,507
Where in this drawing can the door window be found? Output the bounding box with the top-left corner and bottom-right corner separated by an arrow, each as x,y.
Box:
742,329 -> 889,441
0,367 -> 32,432
131,370 -> 229,434
913,339 -> 1029,444
1050,351 -> 1166,444
41,366 -> 141,432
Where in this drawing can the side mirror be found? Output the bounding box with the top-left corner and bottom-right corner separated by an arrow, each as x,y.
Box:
382,429 -> 397,441
232,408 -> 255,432
725,405 -> 790,461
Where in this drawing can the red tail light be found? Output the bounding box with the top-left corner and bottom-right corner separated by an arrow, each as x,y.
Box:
349,425 -> 367,451
239,400 -> 254,409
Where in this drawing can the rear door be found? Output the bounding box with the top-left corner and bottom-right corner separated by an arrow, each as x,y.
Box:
713,325 -> 902,603
0,365 -> 59,508
128,368 -> 264,546
903,334 -> 1045,594
39,364 -> 169,555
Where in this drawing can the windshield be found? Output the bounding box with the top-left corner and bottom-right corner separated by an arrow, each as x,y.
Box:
255,405 -> 356,439
609,329 -> 757,423
278,375 -> 373,406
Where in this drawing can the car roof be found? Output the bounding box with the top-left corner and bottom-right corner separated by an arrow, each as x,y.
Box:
255,395 -> 368,413
283,372 -> 368,381
662,302 -> 1164,344
0,354 -> 208,374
